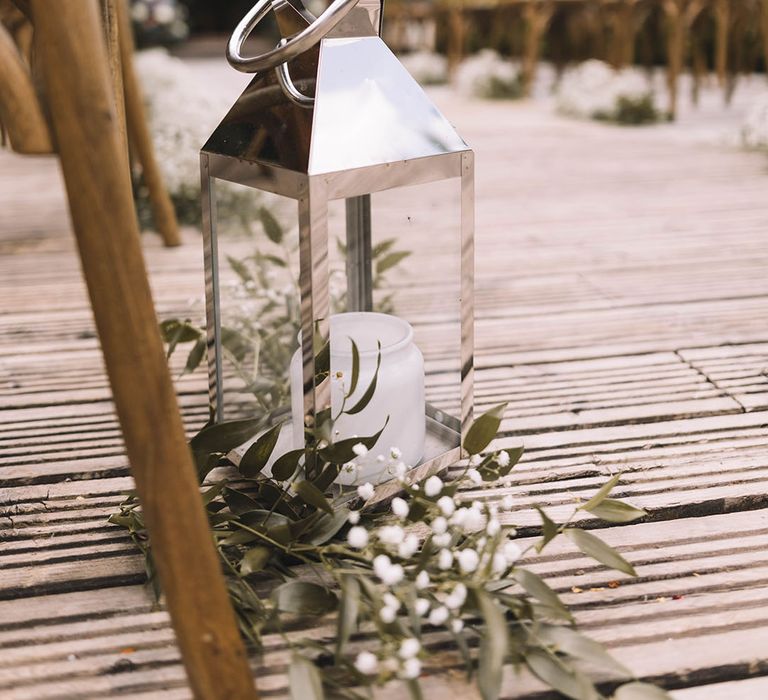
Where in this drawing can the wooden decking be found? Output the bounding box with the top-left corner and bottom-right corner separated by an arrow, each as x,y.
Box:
2,74 -> 768,698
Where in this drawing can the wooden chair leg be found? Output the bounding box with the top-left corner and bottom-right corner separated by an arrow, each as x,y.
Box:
30,2 -> 257,698
116,0 -> 181,247
0,20 -> 51,153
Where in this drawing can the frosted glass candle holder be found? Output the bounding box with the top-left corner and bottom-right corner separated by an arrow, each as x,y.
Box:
290,312 -> 425,485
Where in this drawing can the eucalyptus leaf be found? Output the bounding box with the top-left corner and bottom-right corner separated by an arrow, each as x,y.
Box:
259,206 -> 284,244
463,403 -> 507,455
271,448 -> 304,481
273,581 -> 338,616
525,648 -> 599,700
306,509 -> 349,546
346,342 -> 381,415
346,338 -> 360,398
614,682 -> 673,700
289,654 -> 325,700
475,588 -> 508,700
535,506 -> 560,553
318,421 -> 387,464
190,417 -> 264,460
587,499 -> 647,523
538,624 -> 632,677
184,337 -> 207,375
376,250 -> 411,275
336,575 -> 360,659
294,480 -> 334,515
565,528 -> 637,576
223,488 -> 260,515
239,422 -> 284,477
579,474 -> 622,512
241,546 -> 271,575
514,568 -> 572,621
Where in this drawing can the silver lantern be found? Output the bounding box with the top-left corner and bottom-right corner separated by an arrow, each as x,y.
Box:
200,0 -> 474,492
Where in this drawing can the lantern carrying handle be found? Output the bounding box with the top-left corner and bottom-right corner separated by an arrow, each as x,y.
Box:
226,0 -> 360,74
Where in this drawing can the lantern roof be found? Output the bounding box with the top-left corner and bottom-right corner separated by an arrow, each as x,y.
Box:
201,34 -> 469,198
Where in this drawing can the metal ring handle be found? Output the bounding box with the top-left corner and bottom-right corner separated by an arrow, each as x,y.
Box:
226,0 -> 359,74
275,39 -> 315,108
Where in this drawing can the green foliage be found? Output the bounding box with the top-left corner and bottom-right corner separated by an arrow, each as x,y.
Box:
594,95 -> 660,126
110,398 -> 669,700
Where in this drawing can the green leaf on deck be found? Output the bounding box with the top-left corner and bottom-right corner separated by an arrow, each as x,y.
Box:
289,653 -> 325,700
538,624 -> 632,677
565,528 -> 637,576
294,480 -> 334,514
475,588 -> 508,700
259,206 -> 284,244
274,581 -> 337,616
514,568 -> 572,621
586,498 -> 646,523
535,506 -> 560,553
579,474 -> 622,512
336,575 -> 360,659
464,403 -> 507,455
240,546 -> 271,575
271,448 -> 304,481
525,648 -> 599,700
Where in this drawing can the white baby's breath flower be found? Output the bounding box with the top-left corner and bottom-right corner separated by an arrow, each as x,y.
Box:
438,548 -> 454,570
392,461 -> 407,478
398,534 -> 420,560
415,570 -> 430,590
469,454 -> 482,467
378,525 -> 405,546
400,657 -> 422,680
461,507 -> 486,533
390,447 -> 402,460
444,583 -> 467,610
424,475 -> 443,497
450,619 -> 464,634
458,548 -> 479,573
415,597 -> 430,616
399,638 -> 421,659
428,606 -> 449,626
380,606 -> 397,624
383,592 -> 400,610
432,533 -> 451,548
503,540 -> 522,564
496,450 -> 511,468
501,495 -> 514,511
347,526 -> 368,549
492,552 -> 508,574
486,518 -> 501,537
437,496 -> 456,516
431,516 -> 448,534
357,482 -> 375,500
467,468 -> 483,485
376,454 -> 386,463
348,510 -> 360,525
352,443 -> 368,458
355,651 -> 379,675
391,497 -> 409,519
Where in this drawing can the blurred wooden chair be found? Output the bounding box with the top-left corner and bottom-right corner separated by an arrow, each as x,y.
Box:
0,0 -> 181,247
1,1 -> 257,697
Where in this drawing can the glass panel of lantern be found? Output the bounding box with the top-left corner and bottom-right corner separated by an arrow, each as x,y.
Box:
199,0 -> 474,495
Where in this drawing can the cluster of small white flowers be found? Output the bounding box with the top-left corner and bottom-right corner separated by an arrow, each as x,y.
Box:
739,94 -> 768,150
454,50 -> 521,99
556,59 -> 655,122
399,50 -> 449,86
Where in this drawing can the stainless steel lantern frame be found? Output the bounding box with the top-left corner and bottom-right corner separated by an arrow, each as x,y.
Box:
200,0 -> 475,484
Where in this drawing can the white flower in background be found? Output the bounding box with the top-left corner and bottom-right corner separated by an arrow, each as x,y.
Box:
415,570 -> 430,590
432,532 -> 451,548
348,510 -> 360,525
455,49 -> 521,99
438,548 -> 454,570
415,597 -> 430,616
380,606 -> 397,624
398,534 -> 420,559
373,554 -> 404,586
556,60 -> 657,124
458,548 -> 480,573
444,583 -> 467,610
469,454 -> 482,467
399,638 -> 421,659
431,516 -> 448,534
357,482 -> 375,500
391,461 -> 407,478
450,619 -> 464,634
501,495 -> 514,511
437,495 -> 456,516
497,450 -> 511,468
153,1 -> 175,24
347,526 -> 369,549
378,525 -> 405,546
428,605 -> 449,626
467,468 -> 483,485
740,94 -> 768,150
503,540 -> 522,564
400,657 -> 422,680
131,1 -> 150,22
390,447 -> 402,460
354,651 -> 379,675
424,475 -> 443,497
399,50 -> 449,86
486,518 -> 501,537
352,443 -> 368,457
461,506 -> 486,533
391,497 -> 409,519
492,551 -> 508,574
383,592 -> 400,611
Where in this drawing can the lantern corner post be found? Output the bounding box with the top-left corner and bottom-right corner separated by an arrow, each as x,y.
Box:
460,149 -> 475,452
298,175 -> 331,470
201,152 -> 224,423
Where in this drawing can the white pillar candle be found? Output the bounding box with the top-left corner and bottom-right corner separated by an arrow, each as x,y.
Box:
290,312 -> 425,485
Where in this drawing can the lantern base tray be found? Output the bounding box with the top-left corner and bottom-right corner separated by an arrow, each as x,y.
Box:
227,408 -> 461,508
